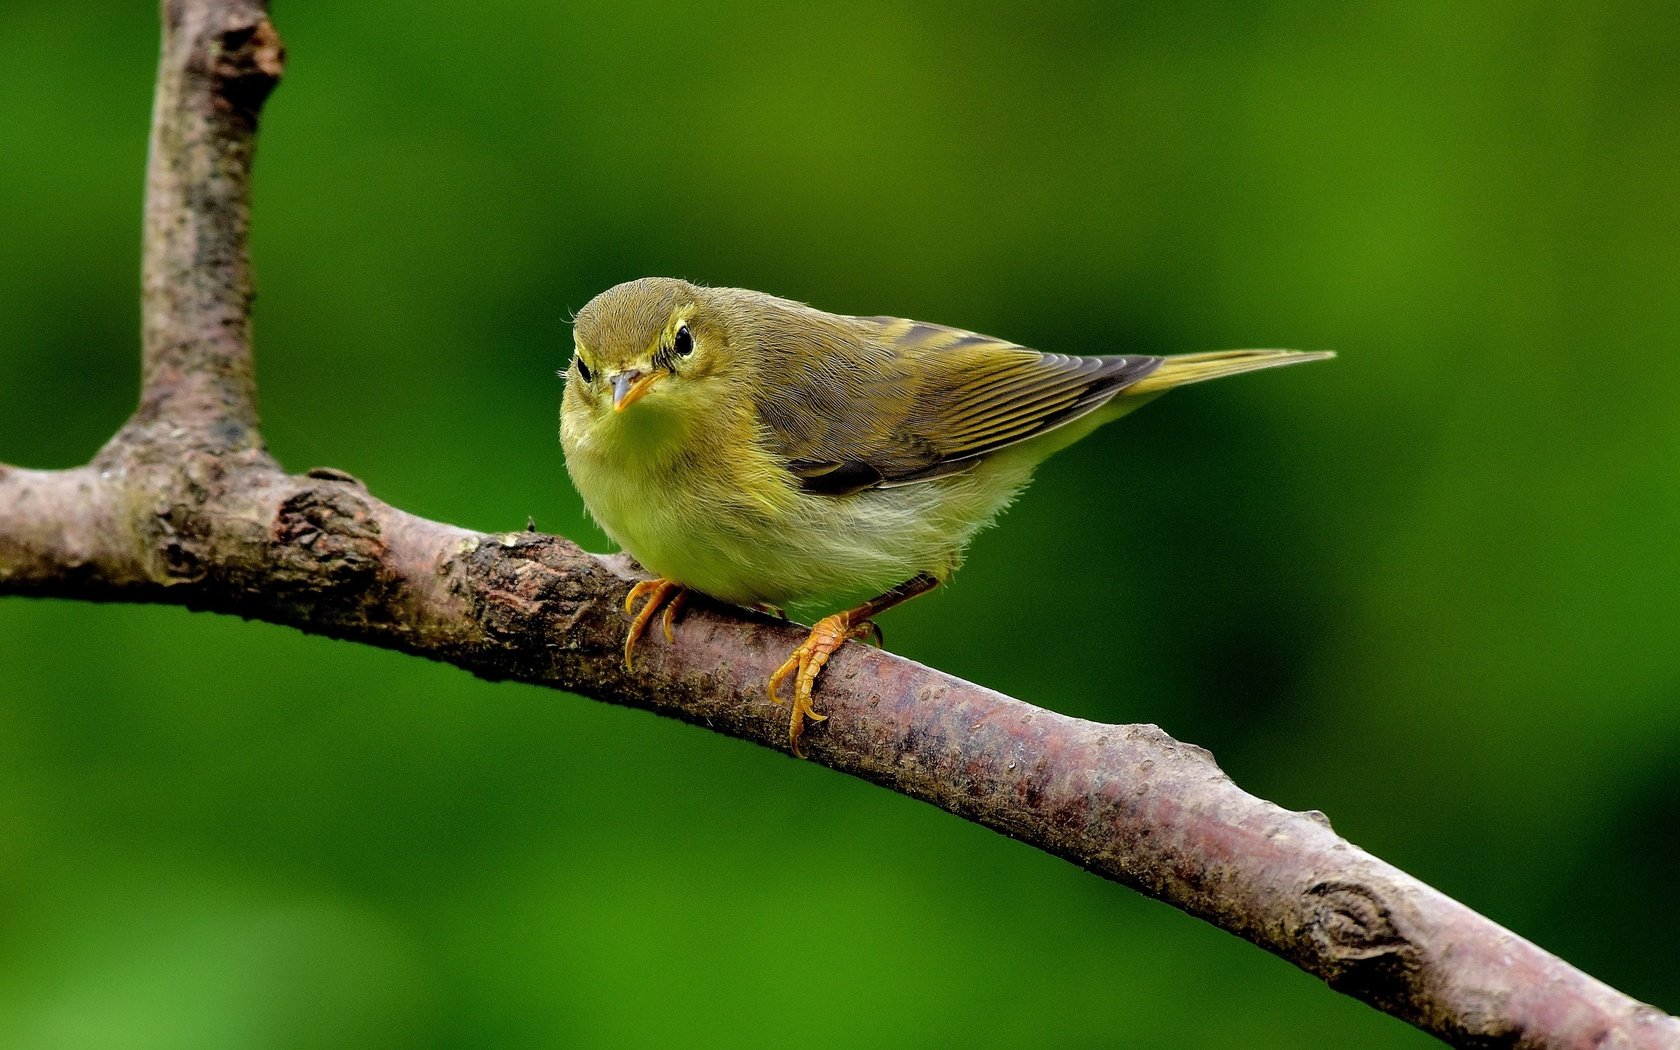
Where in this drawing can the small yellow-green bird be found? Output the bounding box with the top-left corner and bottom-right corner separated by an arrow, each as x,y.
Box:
561,277 -> 1330,755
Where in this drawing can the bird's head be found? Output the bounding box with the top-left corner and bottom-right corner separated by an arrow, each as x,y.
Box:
564,278 -> 739,443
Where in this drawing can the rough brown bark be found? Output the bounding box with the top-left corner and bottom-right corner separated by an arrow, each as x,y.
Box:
1,3 -> 1675,1048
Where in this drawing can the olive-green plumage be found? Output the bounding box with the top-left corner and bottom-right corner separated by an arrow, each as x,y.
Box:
560,277 -> 1331,612
564,276 -> 1333,753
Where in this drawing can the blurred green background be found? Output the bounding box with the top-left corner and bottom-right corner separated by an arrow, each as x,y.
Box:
3,1 -> 1678,1046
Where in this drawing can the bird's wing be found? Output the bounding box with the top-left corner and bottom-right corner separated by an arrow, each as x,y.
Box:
754,314 -> 1161,495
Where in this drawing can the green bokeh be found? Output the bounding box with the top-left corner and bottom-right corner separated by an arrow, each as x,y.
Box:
4,1 -> 1678,1046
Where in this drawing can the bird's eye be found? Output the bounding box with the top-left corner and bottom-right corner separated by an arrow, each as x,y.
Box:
574,355 -> 592,383
673,324 -> 694,357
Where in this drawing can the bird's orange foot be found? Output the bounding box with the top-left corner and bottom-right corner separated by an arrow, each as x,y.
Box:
768,612 -> 876,757
623,578 -> 686,671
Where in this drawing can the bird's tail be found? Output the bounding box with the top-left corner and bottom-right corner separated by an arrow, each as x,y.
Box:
1126,349 -> 1335,396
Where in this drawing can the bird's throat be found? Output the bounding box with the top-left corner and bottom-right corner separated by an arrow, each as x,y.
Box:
596,400 -> 694,464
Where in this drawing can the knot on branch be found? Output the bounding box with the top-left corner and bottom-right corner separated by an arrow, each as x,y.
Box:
141,454 -> 232,585
1303,880 -> 1418,997
210,18 -> 284,125
274,485 -> 383,580
154,502 -> 210,583
1304,880 -> 1410,960
452,533 -> 601,659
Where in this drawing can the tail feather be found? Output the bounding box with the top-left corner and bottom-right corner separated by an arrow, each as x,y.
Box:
1126,349 -> 1334,396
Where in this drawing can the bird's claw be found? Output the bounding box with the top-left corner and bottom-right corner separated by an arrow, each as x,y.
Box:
623,578 -> 684,671
768,613 -> 876,757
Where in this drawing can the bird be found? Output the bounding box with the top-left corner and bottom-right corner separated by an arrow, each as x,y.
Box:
560,277 -> 1331,756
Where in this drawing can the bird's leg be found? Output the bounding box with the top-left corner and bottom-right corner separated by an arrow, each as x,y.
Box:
768,574 -> 939,757
623,578 -> 685,671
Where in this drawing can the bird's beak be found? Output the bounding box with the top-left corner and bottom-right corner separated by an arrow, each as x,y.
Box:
611,369 -> 663,412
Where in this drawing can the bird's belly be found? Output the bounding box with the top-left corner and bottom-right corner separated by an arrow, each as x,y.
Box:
600,492 -> 795,606
573,446 -> 1035,609
582,470 -> 895,607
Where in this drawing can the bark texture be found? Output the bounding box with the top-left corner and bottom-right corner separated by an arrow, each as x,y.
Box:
1,3 -> 1675,1048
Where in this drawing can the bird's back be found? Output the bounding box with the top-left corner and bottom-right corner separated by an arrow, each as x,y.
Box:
710,288 -> 1165,496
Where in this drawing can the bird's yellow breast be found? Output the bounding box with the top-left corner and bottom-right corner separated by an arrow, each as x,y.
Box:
562,398 -> 797,604
561,396 -> 1034,608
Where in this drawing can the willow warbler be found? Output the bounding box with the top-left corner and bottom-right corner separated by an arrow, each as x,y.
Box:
561,277 -> 1331,755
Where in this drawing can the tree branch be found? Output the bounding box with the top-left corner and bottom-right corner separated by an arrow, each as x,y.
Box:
1,3 -> 1676,1048
138,0 -> 278,439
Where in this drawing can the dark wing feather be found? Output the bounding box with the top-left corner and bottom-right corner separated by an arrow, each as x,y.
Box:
753,311 -> 1160,494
